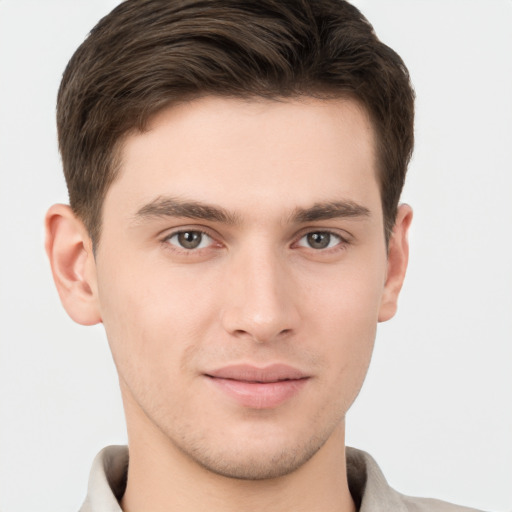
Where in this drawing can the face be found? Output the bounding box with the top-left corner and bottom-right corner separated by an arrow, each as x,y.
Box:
91,96 -> 398,479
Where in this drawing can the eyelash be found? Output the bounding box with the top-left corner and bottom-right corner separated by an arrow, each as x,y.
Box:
161,229 -> 218,254
294,230 -> 349,252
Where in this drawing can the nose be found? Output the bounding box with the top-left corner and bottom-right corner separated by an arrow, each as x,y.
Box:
221,245 -> 300,343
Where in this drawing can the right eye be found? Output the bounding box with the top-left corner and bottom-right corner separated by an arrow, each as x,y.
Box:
164,230 -> 214,250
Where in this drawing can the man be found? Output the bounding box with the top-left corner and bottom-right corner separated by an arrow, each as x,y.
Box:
43,1 -> 483,511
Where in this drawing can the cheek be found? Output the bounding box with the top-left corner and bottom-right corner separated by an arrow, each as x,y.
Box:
95,254 -> 218,384
301,254 -> 386,333
299,257 -> 385,395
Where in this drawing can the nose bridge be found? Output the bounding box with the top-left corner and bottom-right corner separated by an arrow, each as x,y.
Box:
221,238 -> 298,342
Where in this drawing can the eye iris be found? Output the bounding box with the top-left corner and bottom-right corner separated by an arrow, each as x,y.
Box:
307,232 -> 330,249
178,231 -> 202,249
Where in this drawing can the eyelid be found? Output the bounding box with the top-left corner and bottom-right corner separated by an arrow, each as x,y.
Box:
167,231 -> 213,249
291,228 -> 353,253
159,225 -> 223,251
292,227 -> 352,243
159,223 -> 219,239
297,232 -> 341,247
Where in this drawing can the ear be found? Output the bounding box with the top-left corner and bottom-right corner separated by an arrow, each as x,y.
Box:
45,204 -> 102,325
378,204 -> 413,323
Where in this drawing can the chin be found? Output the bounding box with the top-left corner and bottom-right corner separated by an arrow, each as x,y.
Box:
177,427 -> 331,480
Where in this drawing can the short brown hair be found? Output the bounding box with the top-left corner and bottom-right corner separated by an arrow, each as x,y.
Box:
57,0 -> 414,247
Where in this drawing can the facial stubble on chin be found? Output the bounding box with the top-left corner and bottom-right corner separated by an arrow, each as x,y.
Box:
167,411 -> 344,481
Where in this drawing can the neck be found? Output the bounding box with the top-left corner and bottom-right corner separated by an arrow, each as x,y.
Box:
120,389 -> 356,512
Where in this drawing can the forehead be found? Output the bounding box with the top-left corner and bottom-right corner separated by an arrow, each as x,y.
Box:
107,96 -> 380,222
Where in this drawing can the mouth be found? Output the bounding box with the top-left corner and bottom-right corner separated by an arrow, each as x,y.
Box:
205,364 -> 310,409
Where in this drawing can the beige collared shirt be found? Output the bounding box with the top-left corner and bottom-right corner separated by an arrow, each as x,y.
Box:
79,445 -> 484,512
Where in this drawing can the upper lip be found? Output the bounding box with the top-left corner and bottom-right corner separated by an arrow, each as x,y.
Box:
205,364 -> 308,383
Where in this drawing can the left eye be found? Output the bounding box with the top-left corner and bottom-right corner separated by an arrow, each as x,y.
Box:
297,231 -> 342,250
165,230 -> 213,250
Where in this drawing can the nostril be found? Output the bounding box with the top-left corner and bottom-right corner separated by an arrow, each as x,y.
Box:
230,327 -> 294,343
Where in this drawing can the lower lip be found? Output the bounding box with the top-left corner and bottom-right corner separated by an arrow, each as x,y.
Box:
207,377 -> 308,409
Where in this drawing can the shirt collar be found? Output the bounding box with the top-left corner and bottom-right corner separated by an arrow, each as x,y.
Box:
79,445 -> 127,512
79,445 -> 408,512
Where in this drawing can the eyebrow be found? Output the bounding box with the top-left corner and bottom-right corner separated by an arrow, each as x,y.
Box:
134,196 -> 240,225
290,200 -> 371,223
133,196 -> 370,225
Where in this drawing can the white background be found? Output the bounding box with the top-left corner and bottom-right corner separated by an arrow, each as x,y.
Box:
0,1 -> 511,511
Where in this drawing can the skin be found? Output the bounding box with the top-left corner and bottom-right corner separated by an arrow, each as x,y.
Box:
46,96 -> 412,512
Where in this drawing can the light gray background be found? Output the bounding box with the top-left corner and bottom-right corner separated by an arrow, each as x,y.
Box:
0,1 -> 511,511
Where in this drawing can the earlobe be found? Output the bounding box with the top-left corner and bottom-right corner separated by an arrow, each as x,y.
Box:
378,204 -> 413,323
45,204 -> 102,326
